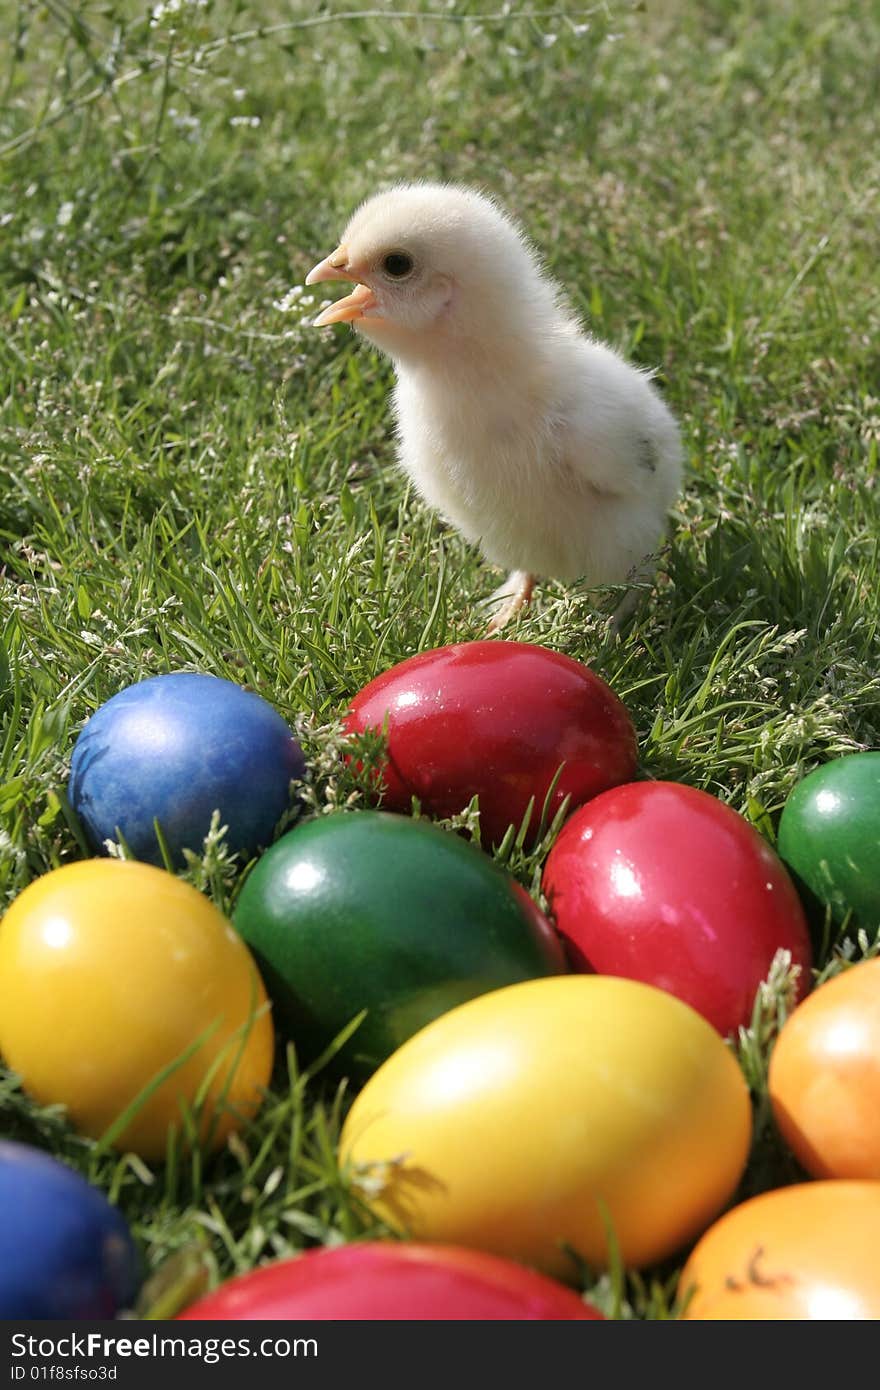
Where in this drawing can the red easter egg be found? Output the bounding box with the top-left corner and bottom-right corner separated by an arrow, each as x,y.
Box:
177,1243 -> 604,1320
542,782 -> 812,1036
345,641 -> 637,847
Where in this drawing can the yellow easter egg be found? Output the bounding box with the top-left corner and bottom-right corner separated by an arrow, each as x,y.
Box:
0,860 -> 274,1160
341,975 -> 751,1276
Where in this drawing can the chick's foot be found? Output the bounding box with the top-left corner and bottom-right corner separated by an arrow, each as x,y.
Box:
484,570 -> 535,634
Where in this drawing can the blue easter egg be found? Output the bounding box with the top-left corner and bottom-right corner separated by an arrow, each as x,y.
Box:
69,672 -> 305,865
0,1140 -> 140,1318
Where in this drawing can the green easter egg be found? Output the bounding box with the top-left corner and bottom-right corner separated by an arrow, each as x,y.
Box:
233,811 -> 565,1078
778,752 -> 880,942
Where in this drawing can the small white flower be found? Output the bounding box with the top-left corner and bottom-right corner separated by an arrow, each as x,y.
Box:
57,202 -> 74,226
273,286 -> 306,313
150,0 -> 207,25
169,108 -> 201,132
150,0 -> 180,25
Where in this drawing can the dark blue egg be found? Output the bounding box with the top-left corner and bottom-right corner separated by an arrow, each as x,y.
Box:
69,672 -> 305,865
0,1141 -> 140,1319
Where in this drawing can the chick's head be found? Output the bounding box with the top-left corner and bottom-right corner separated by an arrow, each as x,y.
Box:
306,183 -> 557,361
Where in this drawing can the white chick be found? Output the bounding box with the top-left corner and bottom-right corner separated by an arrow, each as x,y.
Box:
306,183 -> 682,630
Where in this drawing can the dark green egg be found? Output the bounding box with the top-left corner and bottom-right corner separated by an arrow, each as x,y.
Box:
233,811 -> 565,1078
777,752 -> 880,942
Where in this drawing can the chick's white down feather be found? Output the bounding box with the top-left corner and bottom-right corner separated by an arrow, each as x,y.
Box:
307,183 -> 683,620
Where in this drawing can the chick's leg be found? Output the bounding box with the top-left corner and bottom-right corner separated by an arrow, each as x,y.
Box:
485,570 -> 535,634
607,586 -> 641,637
607,558 -> 656,637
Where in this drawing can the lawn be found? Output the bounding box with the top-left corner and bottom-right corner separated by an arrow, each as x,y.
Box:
1,0 -> 879,1318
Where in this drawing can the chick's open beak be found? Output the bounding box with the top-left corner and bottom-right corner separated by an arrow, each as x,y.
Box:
305,246 -> 379,327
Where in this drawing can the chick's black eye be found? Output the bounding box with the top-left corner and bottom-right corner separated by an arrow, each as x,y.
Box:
382,251 -> 414,278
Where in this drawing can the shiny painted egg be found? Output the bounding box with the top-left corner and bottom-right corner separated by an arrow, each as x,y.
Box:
341,975 -> 752,1276
344,641 -> 637,847
680,1181 -> 880,1319
178,1243 -> 603,1320
69,672 -> 305,866
543,781 -> 812,1036
233,811 -> 565,1078
769,959 -> 880,1179
0,860 -> 274,1160
0,1140 -> 140,1319
777,752 -> 880,941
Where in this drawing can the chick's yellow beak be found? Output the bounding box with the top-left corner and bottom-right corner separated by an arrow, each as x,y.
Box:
304,246 -> 350,284
305,246 -> 379,327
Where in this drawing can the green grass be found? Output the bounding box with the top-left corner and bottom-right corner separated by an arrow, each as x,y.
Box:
1,0 -> 879,1318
